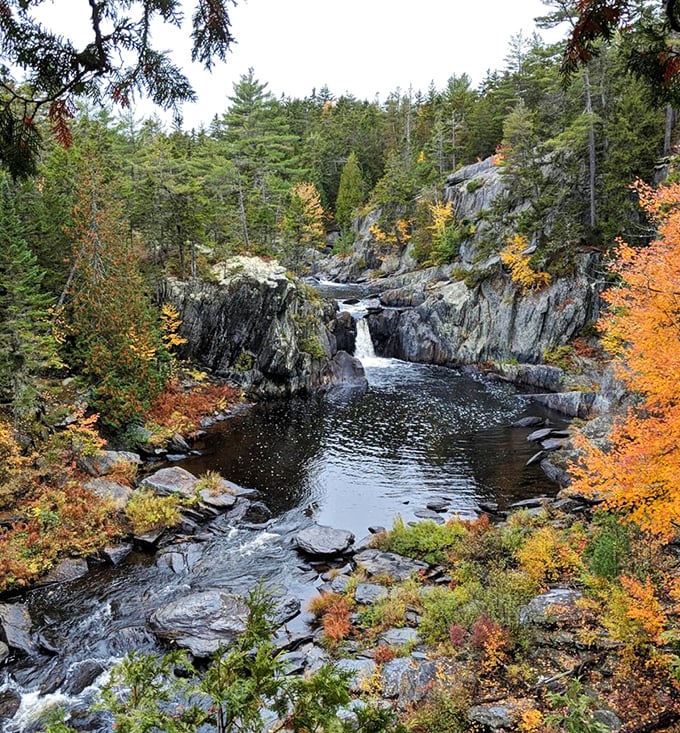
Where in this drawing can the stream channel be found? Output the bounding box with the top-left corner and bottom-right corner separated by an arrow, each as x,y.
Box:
1,283 -> 566,731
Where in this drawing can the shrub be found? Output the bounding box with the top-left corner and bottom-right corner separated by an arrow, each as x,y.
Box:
515,524 -> 584,586
378,516 -> 467,566
584,512 -> 633,580
124,489 -> 182,534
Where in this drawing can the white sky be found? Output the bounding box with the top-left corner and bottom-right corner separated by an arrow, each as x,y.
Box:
34,0 -> 565,128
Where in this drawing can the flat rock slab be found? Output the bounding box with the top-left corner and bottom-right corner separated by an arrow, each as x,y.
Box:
79,450 -> 141,477
293,524 -> 355,556
526,427 -> 555,442
198,488 -> 237,509
511,416 -> 546,428
140,467 -> 199,498
0,603 -> 36,655
331,575 -> 352,593
414,509 -> 445,523
354,549 -> 429,581
354,583 -> 388,605
541,437 -> 567,451
85,478 -> 133,510
150,590 -> 249,657
519,587 -> 584,626
379,627 -> 421,648
425,499 -> 450,512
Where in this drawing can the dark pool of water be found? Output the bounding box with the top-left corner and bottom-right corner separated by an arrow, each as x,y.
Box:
1,353 -> 565,731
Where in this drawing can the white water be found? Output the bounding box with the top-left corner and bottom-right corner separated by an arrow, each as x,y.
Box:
354,318 -> 376,360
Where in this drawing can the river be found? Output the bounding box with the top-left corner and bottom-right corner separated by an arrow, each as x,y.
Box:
1,290 -> 565,731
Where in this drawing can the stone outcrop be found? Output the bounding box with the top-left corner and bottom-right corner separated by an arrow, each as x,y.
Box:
161,256 -> 365,398
367,260 -> 597,365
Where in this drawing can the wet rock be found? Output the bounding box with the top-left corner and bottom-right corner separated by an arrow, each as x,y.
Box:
379,627 -> 421,648
519,587 -> 584,626
84,478 -> 133,510
540,458 -> 571,487
541,437 -> 567,451
168,433 -> 191,453
63,660 -> 106,695
354,583 -> 388,605
0,689 -> 20,720
79,450 -> 141,477
526,450 -> 545,466
336,658 -> 377,693
511,416 -> 546,428
368,525 -> 386,534
0,603 -> 36,655
0,640 -> 8,663
272,595 -> 301,626
133,527 -> 165,550
354,549 -> 429,582
468,703 -> 517,730
526,427 -> 555,442
352,534 -> 375,552
140,466 -> 199,498
425,499 -> 450,512
243,501 -> 273,525
150,589 -> 249,657
157,543 -> 204,573
101,542 -> 134,565
36,557 -> 90,586
293,524 -> 355,556
414,509 -> 444,523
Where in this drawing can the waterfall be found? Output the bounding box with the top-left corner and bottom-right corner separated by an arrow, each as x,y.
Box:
355,317 -> 376,360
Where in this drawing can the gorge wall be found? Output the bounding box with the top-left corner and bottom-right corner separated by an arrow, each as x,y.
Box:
319,156 -> 600,367
161,256 -> 364,398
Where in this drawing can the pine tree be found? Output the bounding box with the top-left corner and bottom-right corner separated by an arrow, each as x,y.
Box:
335,152 -> 365,230
0,180 -> 60,422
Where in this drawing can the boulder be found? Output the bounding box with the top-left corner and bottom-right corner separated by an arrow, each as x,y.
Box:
0,689 -> 20,721
79,450 -> 141,477
150,590 -> 249,657
101,543 -> 134,565
84,478 -> 133,509
198,488 -> 237,509
293,524 -> 355,556
140,466 -> 199,498
354,549 -> 429,581
0,603 -> 36,655
519,588 -> 585,626
530,391 -> 596,418
380,656 -> 437,708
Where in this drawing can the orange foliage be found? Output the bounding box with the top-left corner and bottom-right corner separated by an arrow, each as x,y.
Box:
146,380 -> 240,435
619,575 -> 668,643
571,180 -> 680,539
321,595 -> 352,642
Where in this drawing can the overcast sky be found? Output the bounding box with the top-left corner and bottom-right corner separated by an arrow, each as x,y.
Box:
38,0 -> 565,128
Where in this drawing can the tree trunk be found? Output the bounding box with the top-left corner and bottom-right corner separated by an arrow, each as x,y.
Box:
583,69 -> 597,231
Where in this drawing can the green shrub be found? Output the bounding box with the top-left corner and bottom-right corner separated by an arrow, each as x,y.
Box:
378,516 -> 468,566
124,489 -> 182,534
584,511 -> 633,580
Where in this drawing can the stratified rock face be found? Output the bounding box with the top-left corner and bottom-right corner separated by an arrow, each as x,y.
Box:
161,256 -> 365,398
368,263 -> 597,365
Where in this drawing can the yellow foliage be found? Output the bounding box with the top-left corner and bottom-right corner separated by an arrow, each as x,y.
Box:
427,200 -> 453,241
499,235 -> 551,293
160,303 -> 187,350
369,219 -> 411,248
124,489 -> 182,534
515,525 -> 583,586
518,708 -> 545,733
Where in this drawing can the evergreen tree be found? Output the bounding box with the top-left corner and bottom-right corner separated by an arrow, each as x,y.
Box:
335,152 -> 365,230
0,180 -> 60,423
